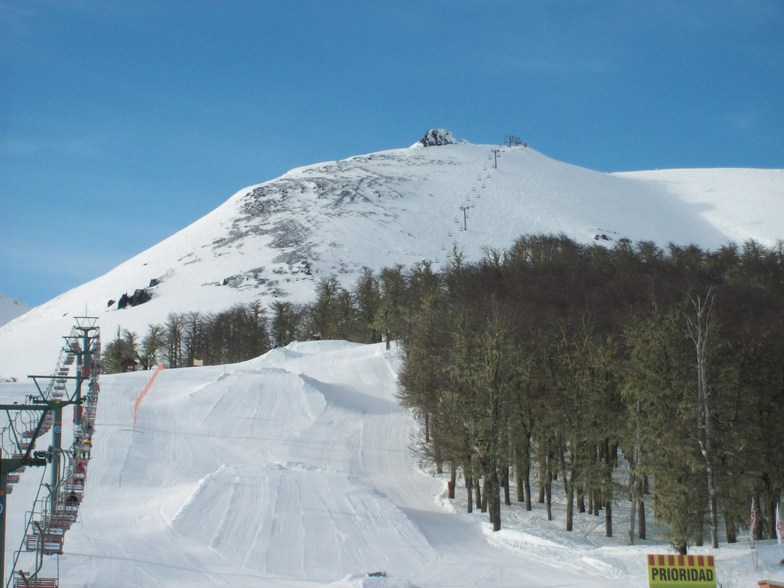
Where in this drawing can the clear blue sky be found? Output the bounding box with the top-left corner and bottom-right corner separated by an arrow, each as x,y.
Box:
2,1 -> 782,306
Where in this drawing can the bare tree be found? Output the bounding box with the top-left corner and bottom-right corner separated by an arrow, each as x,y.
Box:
686,287 -> 719,549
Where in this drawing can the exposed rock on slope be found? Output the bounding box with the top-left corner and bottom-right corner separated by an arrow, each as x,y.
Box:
417,128 -> 458,146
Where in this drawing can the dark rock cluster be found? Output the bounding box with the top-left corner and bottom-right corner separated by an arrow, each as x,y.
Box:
116,288 -> 152,309
418,129 -> 457,147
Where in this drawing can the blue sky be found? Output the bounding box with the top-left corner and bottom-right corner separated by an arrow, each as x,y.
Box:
2,1 -> 782,306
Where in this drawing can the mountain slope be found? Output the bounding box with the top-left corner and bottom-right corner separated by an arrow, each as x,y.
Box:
0,293 -> 32,327
1,138 -> 781,379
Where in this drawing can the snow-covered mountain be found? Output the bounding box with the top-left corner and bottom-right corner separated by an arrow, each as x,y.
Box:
0,132 -> 781,379
0,293 -> 32,327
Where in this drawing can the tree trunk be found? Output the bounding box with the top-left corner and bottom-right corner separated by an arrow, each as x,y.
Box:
629,471 -> 637,545
465,464 -> 473,514
545,468 -> 553,521
448,463 -> 457,499
475,478 -> 482,511
565,478 -> 575,531
695,513 -> 704,546
588,488 -> 594,515
489,468 -> 502,531
638,495 -> 646,540
765,484 -> 777,540
605,442 -> 613,537
502,464 -> 511,506
515,453 -> 524,503
516,430 -> 532,508
753,494 -> 763,541
629,398 -> 642,545
562,447 -> 575,532
725,515 -> 736,543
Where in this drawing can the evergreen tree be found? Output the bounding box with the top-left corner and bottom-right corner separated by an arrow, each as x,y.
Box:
102,327 -> 139,373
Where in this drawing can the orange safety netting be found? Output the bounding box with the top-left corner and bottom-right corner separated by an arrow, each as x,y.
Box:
132,364 -> 165,427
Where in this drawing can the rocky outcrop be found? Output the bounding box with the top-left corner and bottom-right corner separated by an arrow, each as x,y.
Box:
417,129 -> 458,147
116,288 -> 152,309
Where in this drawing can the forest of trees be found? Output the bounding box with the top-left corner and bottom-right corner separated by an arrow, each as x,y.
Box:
103,235 -> 784,553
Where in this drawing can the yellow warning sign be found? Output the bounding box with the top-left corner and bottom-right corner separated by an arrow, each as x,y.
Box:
647,554 -> 716,588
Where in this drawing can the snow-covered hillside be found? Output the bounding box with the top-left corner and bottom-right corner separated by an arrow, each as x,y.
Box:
0,293 -> 32,328
2,341 -> 782,587
1,135 -> 782,379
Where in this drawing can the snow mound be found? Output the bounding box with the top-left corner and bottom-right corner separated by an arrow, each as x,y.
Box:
325,572 -> 417,588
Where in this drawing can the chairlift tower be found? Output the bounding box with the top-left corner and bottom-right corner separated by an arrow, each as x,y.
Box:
505,135 -> 521,147
491,148 -> 501,169
459,205 -> 471,231
1,317 -> 100,588
1,403 -> 57,587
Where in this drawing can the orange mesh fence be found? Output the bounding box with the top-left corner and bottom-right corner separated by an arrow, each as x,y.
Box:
132,363 -> 165,427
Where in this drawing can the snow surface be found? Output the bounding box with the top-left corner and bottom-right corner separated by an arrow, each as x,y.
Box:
0,142 -> 781,381
0,294 -> 31,328
2,341 -> 783,587
616,168 -> 784,247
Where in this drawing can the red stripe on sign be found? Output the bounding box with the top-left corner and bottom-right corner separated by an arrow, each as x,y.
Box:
707,555 -> 714,566
688,555 -> 694,566
658,555 -> 665,566
697,555 -> 704,566
648,555 -> 654,565
667,555 -> 675,566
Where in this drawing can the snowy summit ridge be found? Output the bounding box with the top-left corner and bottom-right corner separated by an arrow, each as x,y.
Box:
0,133 -> 781,378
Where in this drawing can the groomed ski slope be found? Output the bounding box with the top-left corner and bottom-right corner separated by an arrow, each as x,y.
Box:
66,340 -> 642,587
5,341 -> 783,587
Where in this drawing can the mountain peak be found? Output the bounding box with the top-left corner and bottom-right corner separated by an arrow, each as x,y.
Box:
415,128 -> 458,147
1,139 -> 781,379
